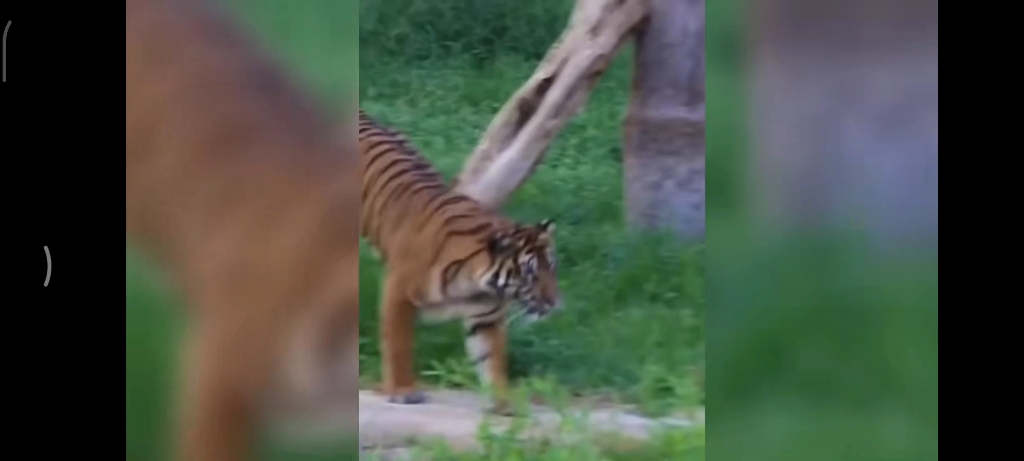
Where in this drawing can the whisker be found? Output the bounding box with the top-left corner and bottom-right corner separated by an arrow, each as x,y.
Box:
506,308 -> 526,326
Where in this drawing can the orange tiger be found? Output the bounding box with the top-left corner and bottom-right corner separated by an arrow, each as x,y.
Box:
359,109 -> 561,413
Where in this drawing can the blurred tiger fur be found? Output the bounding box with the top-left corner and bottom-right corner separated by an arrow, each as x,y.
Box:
359,109 -> 562,413
127,0 -> 360,459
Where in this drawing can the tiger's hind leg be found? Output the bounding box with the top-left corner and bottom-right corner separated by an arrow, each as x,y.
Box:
464,317 -> 514,415
379,274 -> 426,404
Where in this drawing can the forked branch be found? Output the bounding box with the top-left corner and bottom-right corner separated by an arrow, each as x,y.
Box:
454,0 -> 649,209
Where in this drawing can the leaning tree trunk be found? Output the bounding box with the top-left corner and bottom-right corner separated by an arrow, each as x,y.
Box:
455,0 -> 648,210
750,0 -> 938,248
622,0 -> 706,241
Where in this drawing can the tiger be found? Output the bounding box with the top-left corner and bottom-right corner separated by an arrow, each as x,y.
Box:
359,108 -> 562,414
127,0 -> 361,459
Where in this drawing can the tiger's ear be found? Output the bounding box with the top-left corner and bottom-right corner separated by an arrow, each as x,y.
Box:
487,231 -> 516,256
537,219 -> 556,234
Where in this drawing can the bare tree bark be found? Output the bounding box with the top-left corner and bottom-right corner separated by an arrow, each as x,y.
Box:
750,0 -> 938,249
454,0 -> 648,210
622,0 -> 705,241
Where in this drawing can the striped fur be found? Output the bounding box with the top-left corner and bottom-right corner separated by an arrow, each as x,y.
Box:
359,109 -> 560,412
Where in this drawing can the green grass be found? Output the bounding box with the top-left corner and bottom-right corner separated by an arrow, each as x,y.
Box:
127,0 -> 711,459
126,250 -> 180,461
371,420 -> 706,461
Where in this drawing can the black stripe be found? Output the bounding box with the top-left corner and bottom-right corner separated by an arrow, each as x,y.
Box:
490,271 -> 506,298
363,153 -> 415,197
368,174 -> 442,243
436,244 -> 488,295
378,179 -> 419,210
373,155 -> 421,183
472,303 -> 504,319
440,213 -> 478,228
384,180 -> 446,209
444,221 -> 493,236
363,138 -> 412,168
425,195 -> 470,218
466,320 -> 498,337
412,193 -> 464,231
404,182 -> 447,200
364,137 -> 409,160
364,158 -> 424,202
412,190 -> 450,224
378,165 -> 434,196
437,222 -> 494,251
368,169 -> 437,227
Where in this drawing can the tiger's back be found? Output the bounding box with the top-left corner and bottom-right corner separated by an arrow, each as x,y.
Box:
359,109 -> 497,266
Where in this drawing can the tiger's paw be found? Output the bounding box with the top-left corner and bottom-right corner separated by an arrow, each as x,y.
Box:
385,390 -> 428,405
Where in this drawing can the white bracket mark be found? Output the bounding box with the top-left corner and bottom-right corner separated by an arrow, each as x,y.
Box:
43,246 -> 51,287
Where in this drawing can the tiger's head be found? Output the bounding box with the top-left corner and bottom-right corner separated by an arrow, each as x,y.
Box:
478,219 -> 561,322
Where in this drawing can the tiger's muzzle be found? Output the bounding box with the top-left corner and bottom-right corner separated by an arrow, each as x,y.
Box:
519,294 -> 562,323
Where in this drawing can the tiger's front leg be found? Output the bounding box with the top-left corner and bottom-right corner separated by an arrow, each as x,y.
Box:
464,317 -> 514,415
379,274 -> 427,405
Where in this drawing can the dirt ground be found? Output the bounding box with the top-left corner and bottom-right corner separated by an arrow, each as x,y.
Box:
269,389 -> 702,459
